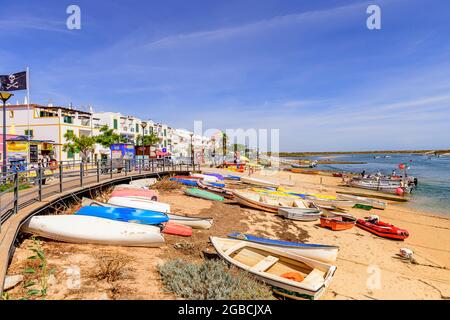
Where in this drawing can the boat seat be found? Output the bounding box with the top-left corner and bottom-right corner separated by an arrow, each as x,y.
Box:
251,255 -> 279,272
301,269 -> 325,285
224,241 -> 247,256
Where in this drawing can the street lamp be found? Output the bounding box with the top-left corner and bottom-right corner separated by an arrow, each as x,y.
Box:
140,122 -> 147,156
190,133 -> 194,166
1,92 -> 14,178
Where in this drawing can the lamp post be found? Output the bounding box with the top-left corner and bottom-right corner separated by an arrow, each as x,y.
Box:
1,92 -> 13,178
190,133 -> 194,167
140,122 -> 147,156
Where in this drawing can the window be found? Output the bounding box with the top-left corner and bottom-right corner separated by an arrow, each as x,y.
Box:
113,119 -> 118,129
164,129 -> 167,136
136,123 -> 139,132
25,129 -> 34,138
67,150 -> 74,159
63,116 -> 73,124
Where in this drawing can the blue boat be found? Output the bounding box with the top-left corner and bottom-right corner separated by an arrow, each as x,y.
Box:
169,178 -> 198,186
224,175 -> 241,181
203,181 -> 226,188
75,206 -> 168,225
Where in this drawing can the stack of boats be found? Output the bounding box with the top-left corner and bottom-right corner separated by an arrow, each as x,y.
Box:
21,178 -> 214,247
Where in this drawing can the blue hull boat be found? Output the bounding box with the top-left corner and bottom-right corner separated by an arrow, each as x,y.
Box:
76,206 -> 168,225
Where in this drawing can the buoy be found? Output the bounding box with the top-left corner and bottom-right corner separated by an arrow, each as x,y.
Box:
396,187 -> 404,196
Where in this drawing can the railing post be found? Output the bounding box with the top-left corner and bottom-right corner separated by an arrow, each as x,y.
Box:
125,160 -> 128,176
151,159 -> 154,172
59,163 -> 63,193
163,159 -> 165,172
139,159 -> 142,174
38,165 -> 42,201
80,161 -> 84,187
110,158 -> 113,179
96,160 -> 100,183
13,172 -> 19,215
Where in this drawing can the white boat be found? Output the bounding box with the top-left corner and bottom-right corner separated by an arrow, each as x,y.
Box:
108,196 -> 171,213
336,194 -> 387,210
82,198 -> 213,230
348,180 -> 411,194
304,196 -> 356,209
129,178 -> 157,188
233,190 -> 319,213
240,176 -> 280,188
191,173 -> 219,183
114,184 -> 147,190
278,208 -> 321,221
210,237 -> 336,300
21,215 -> 164,247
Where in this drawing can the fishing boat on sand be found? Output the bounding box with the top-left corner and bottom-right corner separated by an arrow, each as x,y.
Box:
21,215 -> 164,247
210,237 -> 337,300
319,213 -> 356,231
336,194 -> 387,210
227,233 -> 339,263
278,208 -> 322,221
184,188 -> 224,202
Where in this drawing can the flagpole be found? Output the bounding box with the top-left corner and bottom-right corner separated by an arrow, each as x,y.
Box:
26,67 -> 31,166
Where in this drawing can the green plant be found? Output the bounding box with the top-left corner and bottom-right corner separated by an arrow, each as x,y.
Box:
95,125 -> 127,148
23,237 -> 55,299
63,131 -> 96,162
157,259 -> 275,300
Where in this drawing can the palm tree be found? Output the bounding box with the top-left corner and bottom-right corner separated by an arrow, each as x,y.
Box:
95,125 -> 126,148
63,131 -> 97,162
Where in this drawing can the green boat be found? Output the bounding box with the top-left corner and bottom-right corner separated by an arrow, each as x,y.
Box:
184,188 -> 224,202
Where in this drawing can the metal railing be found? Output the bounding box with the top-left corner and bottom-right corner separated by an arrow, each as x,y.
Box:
0,158 -> 200,232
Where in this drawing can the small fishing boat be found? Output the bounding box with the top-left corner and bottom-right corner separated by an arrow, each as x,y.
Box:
111,188 -> 159,201
240,176 -> 280,188
336,194 -> 387,210
347,179 -> 411,195
81,198 -> 213,230
169,177 -> 198,186
210,237 -> 337,300
184,188 -> 224,202
227,233 -> 339,263
161,221 -> 192,237
129,178 -> 157,188
278,208 -> 322,221
21,215 -> 164,247
291,164 -> 313,169
356,217 -> 409,240
291,168 -> 320,175
233,190 -> 316,213
320,213 -> 356,231
75,206 -> 168,225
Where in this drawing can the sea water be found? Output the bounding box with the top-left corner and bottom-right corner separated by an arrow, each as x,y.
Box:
285,154 -> 450,216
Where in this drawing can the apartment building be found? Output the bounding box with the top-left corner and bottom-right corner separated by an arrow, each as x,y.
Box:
0,104 -> 93,162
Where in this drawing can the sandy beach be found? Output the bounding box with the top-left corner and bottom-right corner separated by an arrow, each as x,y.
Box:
4,168 -> 450,300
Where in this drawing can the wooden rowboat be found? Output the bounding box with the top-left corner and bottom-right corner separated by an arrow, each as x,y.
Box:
278,208 -> 322,221
210,237 -> 336,300
320,213 -> 356,231
233,190 -> 318,213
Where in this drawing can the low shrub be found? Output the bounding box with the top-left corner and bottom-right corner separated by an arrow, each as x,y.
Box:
157,259 -> 275,300
152,178 -> 183,191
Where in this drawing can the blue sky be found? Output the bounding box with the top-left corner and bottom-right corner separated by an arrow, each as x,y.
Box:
1,0 -> 449,151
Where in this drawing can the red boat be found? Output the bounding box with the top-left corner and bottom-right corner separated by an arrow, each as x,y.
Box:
162,221 -> 192,237
356,218 -> 409,240
332,173 -> 343,178
320,214 -> 356,231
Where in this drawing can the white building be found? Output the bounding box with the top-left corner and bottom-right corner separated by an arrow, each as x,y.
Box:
0,103 -> 93,162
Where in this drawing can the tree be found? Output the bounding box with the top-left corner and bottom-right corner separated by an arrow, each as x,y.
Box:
95,125 -> 126,148
63,131 -> 96,162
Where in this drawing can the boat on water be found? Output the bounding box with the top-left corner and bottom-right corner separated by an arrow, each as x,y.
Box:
278,208 -> 322,221
240,176 -> 280,188
184,188 -> 224,202
291,168 -> 320,175
21,215 -> 164,247
336,194 -> 387,210
233,190 -> 318,213
227,233 -> 339,263
81,197 -> 213,230
210,237 -> 337,300
347,179 -> 411,195
75,206 -> 168,225
356,217 -> 409,240
320,213 -> 356,231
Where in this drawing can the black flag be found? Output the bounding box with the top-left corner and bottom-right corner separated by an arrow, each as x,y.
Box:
0,71 -> 27,91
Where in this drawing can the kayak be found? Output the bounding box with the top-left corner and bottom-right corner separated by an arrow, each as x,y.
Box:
129,178 -> 157,188
224,175 -> 241,181
108,196 -> 171,213
228,233 -> 339,263
356,218 -> 409,240
75,206 -> 168,225
184,188 -> 224,202
204,173 -> 225,180
81,197 -> 213,229
169,177 -> 198,186
161,221 -> 192,237
21,215 -> 164,247
111,189 -> 159,201
191,174 -> 219,183
201,180 -> 225,188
